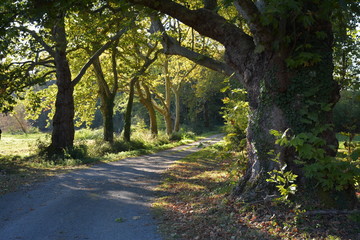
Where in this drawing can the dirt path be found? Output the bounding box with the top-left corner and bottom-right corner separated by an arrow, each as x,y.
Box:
0,134 -> 223,240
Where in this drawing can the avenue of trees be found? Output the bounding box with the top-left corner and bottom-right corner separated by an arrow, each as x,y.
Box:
1,0 -> 359,209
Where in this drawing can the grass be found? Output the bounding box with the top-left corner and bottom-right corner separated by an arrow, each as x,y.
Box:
153,142 -> 360,240
0,132 -> 47,156
0,128 -> 202,195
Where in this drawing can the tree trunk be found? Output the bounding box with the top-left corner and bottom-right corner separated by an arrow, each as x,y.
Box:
123,77 -> 137,142
164,111 -> 173,136
92,57 -> 115,143
173,88 -> 180,132
140,98 -> 158,137
203,101 -> 210,128
136,82 -> 158,137
164,57 -> 173,136
101,99 -> 115,143
50,14 -> 75,151
230,29 -> 356,209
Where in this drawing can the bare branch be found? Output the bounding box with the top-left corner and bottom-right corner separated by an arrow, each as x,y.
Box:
41,70 -> 56,79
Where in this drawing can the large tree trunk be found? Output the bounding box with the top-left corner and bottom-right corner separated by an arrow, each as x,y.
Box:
101,98 -> 115,143
164,57 -> 173,136
230,26 -> 356,209
50,13 -> 75,151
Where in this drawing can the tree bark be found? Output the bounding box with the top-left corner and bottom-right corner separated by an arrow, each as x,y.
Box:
50,13 -> 75,151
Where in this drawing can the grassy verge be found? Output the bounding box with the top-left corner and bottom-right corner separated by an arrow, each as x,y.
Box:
153,142 -> 360,240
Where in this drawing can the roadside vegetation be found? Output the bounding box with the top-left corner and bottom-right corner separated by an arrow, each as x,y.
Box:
153,139 -> 360,240
0,127 -> 204,195
153,86 -> 360,240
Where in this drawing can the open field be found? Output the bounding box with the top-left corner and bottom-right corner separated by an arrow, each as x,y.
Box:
0,133 -> 48,156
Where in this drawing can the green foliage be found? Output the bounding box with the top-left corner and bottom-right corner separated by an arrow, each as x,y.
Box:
75,128 -> 103,141
221,88 -> 249,151
333,90 -> 360,133
270,129 -> 360,192
332,0 -> 360,90
266,148 -> 298,202
35,135 -> 89,165
266,166 -> 298,201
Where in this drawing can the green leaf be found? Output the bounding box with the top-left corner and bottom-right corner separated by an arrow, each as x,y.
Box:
350,149 -> 360,161
115,217 -> 126,223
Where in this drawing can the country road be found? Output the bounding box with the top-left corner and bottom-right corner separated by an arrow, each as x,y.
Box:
0,134 -> 223,240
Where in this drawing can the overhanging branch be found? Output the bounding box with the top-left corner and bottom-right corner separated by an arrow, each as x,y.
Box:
128,0 -> 252,46
150,15 -> 240,79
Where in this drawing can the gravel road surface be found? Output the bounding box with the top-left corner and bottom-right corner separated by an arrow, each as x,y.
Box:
0,134 -> 223,240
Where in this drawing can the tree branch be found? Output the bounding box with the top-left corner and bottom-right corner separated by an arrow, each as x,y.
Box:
19,27 -> 55,57
72,21 -> 134,87
128,0 -> 252,47
203,0 -> 217,11
111,39 -> 120,95
92,56 -> 111,98
234,0 -> 272,44
150,15 -> 240,79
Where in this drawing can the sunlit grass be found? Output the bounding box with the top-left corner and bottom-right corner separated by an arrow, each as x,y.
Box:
0,133 -> 48,156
